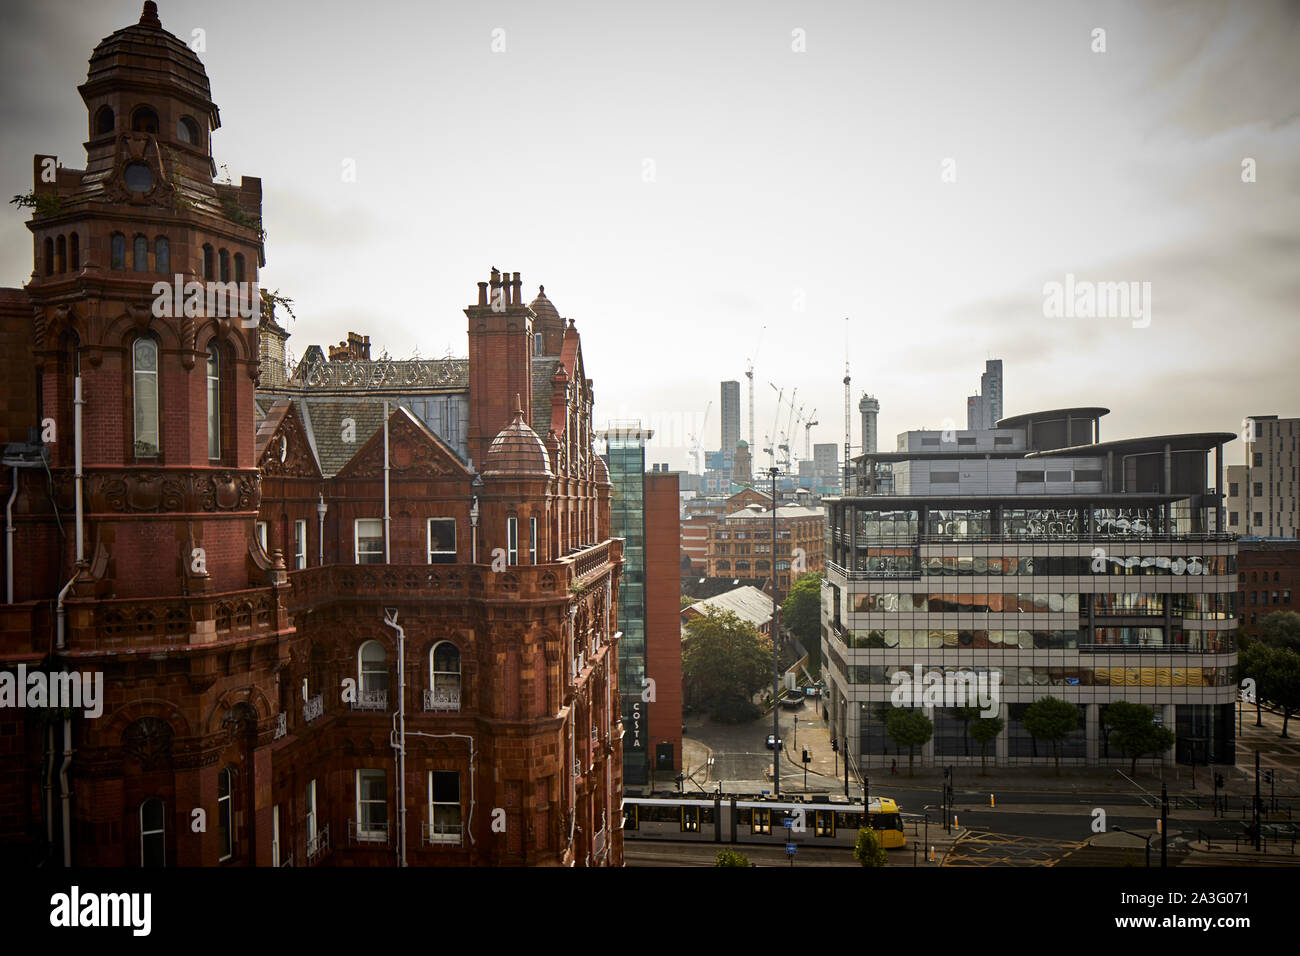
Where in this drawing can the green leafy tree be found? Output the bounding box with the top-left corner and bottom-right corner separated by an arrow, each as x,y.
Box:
1104,701 -> 1175,774
682,608 -> 771,722
782,572 -> 822,672
1022,697 -> 1080,775
680,594 -> 697,610
968,714 -> 1004,775
885,707 -> 933,776
854,827 -> 887,867
1239,637 -> 1267,727
714,848 -> 751,867
1257,644 -> 1300,738
1259,611 -> 1300,653
952,706 -> 983,756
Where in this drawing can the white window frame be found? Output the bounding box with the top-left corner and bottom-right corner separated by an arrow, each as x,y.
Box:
427,517 -> 456,563
507,516 -> 518,566
306,779 -> 317,845
358,640 -> 388,700
356,769 -> 388,840
132,337 -> 160,458
293,519 -> 307,570
272,804 -> 281,867
218,766 -> 234,861
355,518 -> 383,564
206,343 -> 220,460
427,770 -> 462,845
140,797 -> 165,867
256,521 -> 268,551
529,516 -> 537,565
429,641 -> 461,711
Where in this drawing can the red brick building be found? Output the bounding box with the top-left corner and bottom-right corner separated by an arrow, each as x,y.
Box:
1237,539 -> 1300,638
0,3 -> 623,867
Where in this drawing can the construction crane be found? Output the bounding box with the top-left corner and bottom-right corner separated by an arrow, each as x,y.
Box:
767,383 -> 784,471
843,317 -> 851,489
745,326 -> 766,454
686,400 -> 712,475
801,407 -> 818,461
779,393 -> 800,471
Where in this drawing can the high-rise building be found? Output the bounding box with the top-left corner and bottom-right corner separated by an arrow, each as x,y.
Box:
599,425 -> 683,785
1223,415 -> 1300,538
720,380 -> 741,457
813,442 -> 840,480
859,393 -> 880,456
828,405 -> 1237,770
0,5 -> 623,867
965,359 -> 1004,430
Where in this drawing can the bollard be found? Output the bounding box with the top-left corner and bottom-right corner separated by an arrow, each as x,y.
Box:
990,793 -> 995,807
953,814 -> 958,828
929,845 -> 935,863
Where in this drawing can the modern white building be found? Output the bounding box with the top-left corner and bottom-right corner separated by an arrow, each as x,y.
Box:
823,406 -> 1238,770
1224,414 -> 1300,538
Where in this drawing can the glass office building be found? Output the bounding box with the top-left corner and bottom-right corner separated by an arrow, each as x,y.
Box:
823,407 -> 1238,769
601,425 -> 651,785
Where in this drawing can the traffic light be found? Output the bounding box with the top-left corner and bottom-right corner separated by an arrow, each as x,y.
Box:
802,748 -> 810,764
831,736 -> 838,753
1215,773 -> 1225,789
1264,770 -> 1274,785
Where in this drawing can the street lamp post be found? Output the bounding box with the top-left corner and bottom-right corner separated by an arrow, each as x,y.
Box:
316,493 -> 328,566
469,474 -> 483,564
1113,826 -> 1153,867
770,467 -> 780,798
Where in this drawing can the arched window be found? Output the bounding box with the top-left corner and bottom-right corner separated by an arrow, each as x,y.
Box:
42,238 -> 54,276
55,235 -> 66,273
217,767 -> 234,861
154,236 -> 169,275
140,798 -> 165,867
233,253 -> 245,284
133,234 -> 148,272
206,343 -> 220,459
202,244 -> 214,280
716,560 -> 730,571
95,106 -> 115,136
131,106 -> 159,133
69,232 -> 79,271
177,116 -> 199,145
111,233 -> 126,270
428,642 -> 461,712
358,641 -> 388,707
735,560 -> 751,572
219,248 -> 230,282
132,337 -> 160,458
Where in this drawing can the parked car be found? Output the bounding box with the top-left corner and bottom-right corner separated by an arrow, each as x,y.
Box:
765,733 -> 783,750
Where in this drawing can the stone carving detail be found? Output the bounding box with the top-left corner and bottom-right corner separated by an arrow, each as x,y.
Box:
199,472 -> 261,512
122,717 -> 174,770
259,406 -> 320,478
87,469 -> 261,514
298,358 -> 467,390
341,413 -> 455,479
99,472 -> 186,513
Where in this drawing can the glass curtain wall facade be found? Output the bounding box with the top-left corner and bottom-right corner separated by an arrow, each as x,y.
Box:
606,431 -> 649,785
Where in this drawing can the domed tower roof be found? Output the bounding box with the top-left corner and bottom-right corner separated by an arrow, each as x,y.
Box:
528,285 -> 559,324
528,284 -> 565,355
593,453 -> 611,486
484,395 -> 552,478
82,3 -> 216,118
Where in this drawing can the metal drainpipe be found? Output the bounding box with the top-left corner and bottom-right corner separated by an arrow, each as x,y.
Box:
383,608 -> 406,866
383,400 -> 391,563
55,372 -> 86,867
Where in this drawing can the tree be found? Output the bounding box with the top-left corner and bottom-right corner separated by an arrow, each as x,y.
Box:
854,827 -> 887,867
682,608 -> 771,722
968,714 -> 1004,775
1239,637 -> 1267,727
885,707 -> 933,776
1259,611 -> 1300,653
952,706 -> 982,756
714,848 -> 750,867
680,594 -> 697,610
1104,701 -> 1175,774
1257,644 -> 1300,739
782,572 -> 822,672
1022,697 -> 1080,775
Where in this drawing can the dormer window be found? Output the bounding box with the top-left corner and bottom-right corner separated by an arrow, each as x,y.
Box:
177,116 -> 199,145
131,107 -> 158,134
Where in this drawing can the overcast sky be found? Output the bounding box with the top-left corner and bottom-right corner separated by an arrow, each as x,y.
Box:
2,0 -> 1296,472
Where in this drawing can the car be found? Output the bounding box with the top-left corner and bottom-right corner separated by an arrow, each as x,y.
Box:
765,734 -> 783,750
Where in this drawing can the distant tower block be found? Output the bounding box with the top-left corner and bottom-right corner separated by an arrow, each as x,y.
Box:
720,380 -> 741,456
859,394 -> 880,456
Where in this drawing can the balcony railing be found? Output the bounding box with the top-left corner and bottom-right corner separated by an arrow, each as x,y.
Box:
306,824 -> 330,864
593,827 -> 607,857
302,694 -> 324,723
421,822 -> 463,847
274,712 -> 288,740
351,689 -> 388,712
349,820 -> 391,845
423,687 -> 461,712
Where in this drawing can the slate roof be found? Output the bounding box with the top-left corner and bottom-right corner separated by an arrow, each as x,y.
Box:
296,398 -> 387,477
531,358 -> 560,437
684,585 -> 774,629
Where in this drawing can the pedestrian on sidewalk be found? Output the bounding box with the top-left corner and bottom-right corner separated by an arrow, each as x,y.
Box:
890,758 -> 897,776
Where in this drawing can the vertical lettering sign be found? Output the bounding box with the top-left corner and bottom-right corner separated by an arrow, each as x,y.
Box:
624,700 -> 643,752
